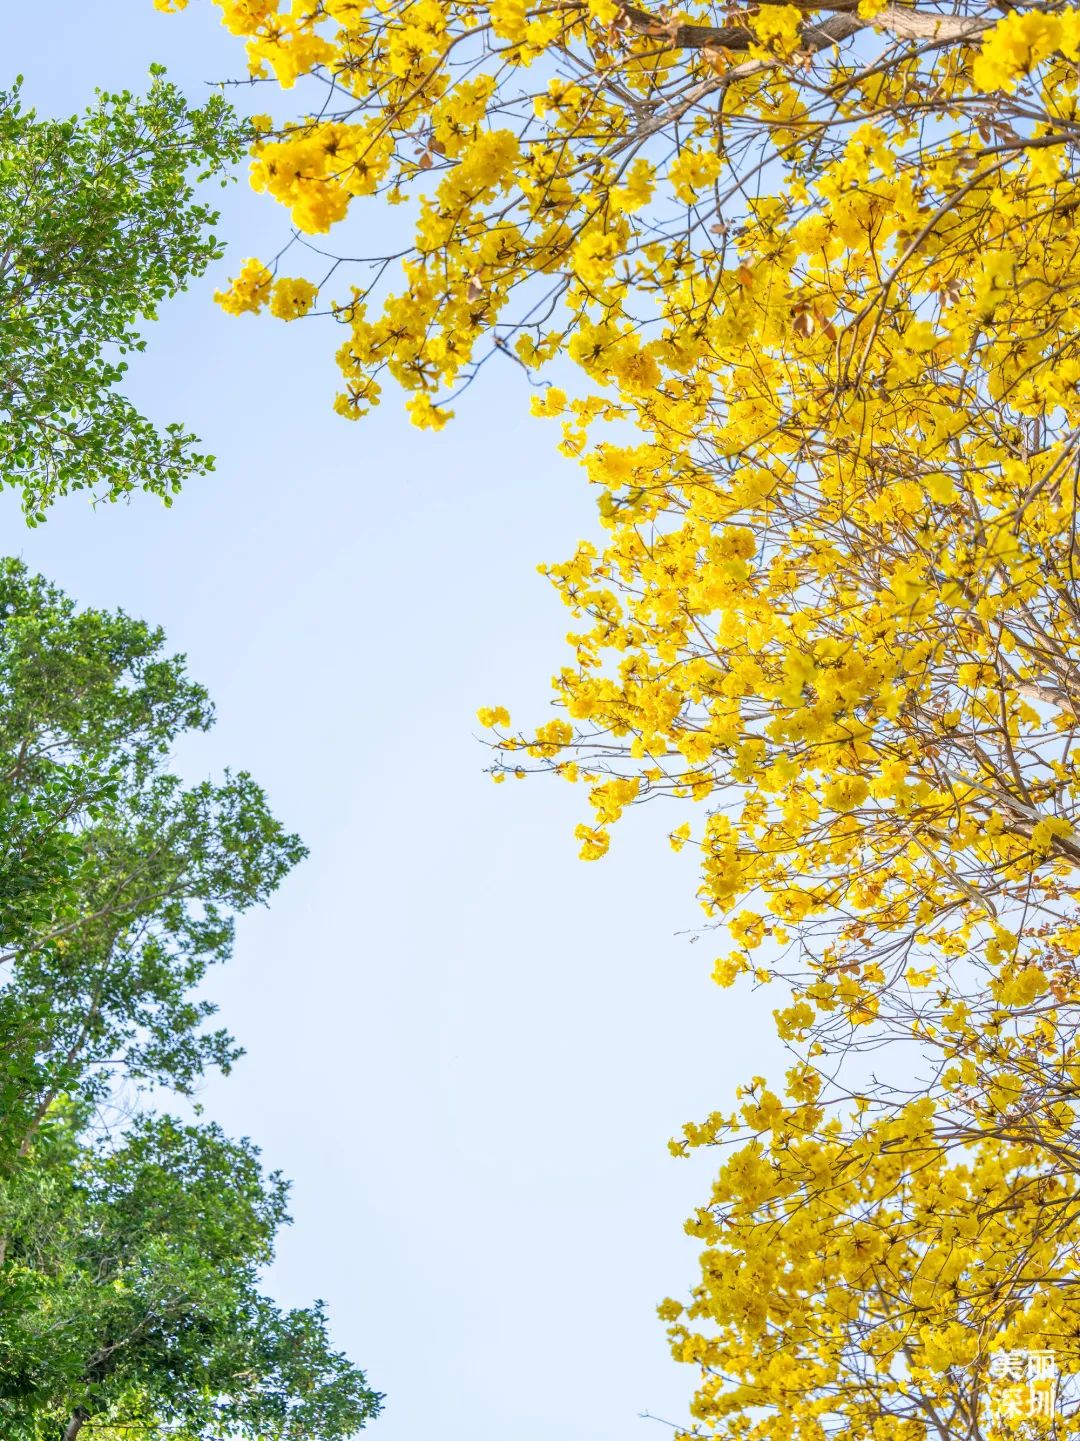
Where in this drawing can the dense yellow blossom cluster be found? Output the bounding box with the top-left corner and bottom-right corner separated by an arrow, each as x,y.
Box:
664,1079 -> 1080,1437
161,0 -> 1080,1430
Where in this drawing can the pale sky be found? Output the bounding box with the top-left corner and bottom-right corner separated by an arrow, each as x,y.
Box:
0,7 -> 782,1438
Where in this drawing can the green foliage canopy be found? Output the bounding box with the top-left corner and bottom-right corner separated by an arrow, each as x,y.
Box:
0,70 -> 247,521
0,562 -> 381,1440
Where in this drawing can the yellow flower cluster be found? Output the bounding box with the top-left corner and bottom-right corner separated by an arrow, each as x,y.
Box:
664,1088 -> 1080,1438
160,0 -> 1080,1430
269,275 -> 318,320
974,7 -> 1080,89
213,257 -> 272,315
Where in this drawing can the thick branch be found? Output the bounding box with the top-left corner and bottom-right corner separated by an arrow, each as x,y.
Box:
878,3 -> 989,38
63,1410 -> 89,1441
620,1 -> 987,51
1018,682 -> 1079,716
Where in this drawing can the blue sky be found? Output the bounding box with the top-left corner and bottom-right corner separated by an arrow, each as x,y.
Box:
0,7 -> 783,1438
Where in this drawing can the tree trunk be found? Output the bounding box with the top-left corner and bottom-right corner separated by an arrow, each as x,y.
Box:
63,1407 -> 89,1441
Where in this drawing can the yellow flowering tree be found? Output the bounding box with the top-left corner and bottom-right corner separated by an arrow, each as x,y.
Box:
662,1083 -> 1080,1437
162,0 -> 1080,1431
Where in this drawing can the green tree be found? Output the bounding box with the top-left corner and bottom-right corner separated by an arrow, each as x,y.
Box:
0,561 -> 381,1438
0,559 -> 300,1164
1,1109 -> 380,1441
0,70 -> 247,522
